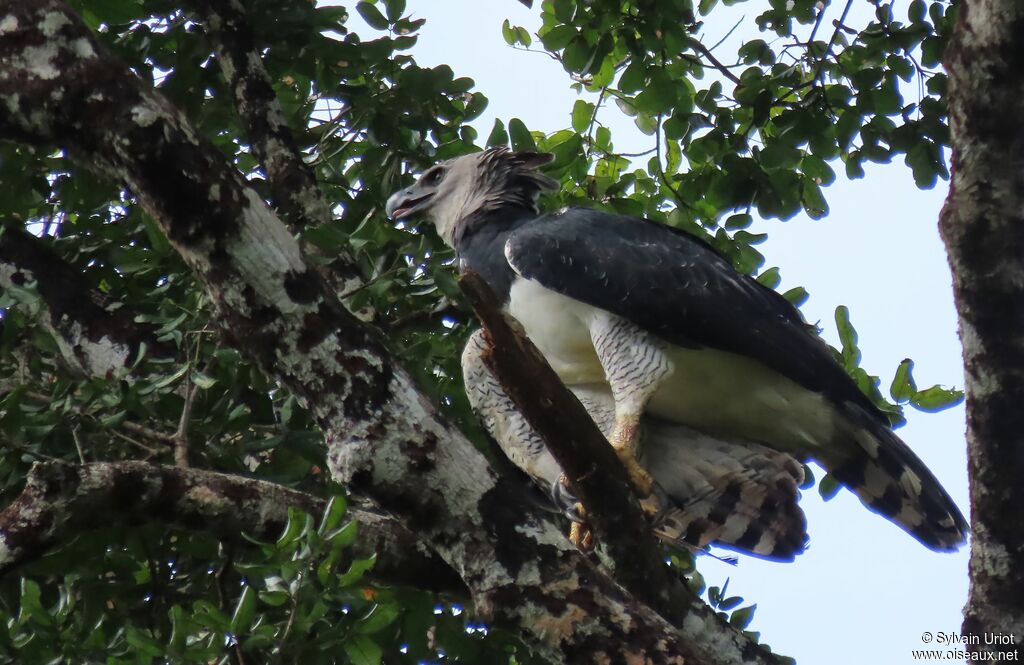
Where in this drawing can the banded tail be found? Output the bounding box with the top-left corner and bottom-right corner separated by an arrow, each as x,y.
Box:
823,403 -> 968,550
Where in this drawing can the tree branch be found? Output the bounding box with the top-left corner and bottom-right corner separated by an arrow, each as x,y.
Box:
941,0 -> 1024,655
0,223 -> 173,378
186,0 -> 364,296
687,38 -> 742,85
459,271 -> 783,664
186,0 -> 329,231
0,460 -> 464,593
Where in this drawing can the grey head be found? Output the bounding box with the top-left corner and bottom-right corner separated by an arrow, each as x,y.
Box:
385,147 -> 558,248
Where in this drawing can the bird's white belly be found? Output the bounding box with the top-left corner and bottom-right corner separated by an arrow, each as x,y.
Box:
651,347 -> 836,451
506,279 -> 604,384
506,278 -> 836,451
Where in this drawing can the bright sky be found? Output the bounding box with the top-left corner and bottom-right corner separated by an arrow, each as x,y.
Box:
343,3 -> 970,663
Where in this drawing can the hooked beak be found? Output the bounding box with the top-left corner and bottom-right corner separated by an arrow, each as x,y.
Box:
386,188 -> 435,220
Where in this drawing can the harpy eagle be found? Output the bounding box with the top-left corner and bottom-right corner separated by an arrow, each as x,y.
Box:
386,147 -> 967,557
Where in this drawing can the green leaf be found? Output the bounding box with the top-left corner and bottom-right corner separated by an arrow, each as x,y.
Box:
356,2 -> 390,29
834,305 -> 861,368
800,155 -> 836,185
698,0 -> 719,16
508,118 -> 536,151
730,604 -> 757,629
230,586 -> 256,635
486,119 -> 509,147
540,24 -> 577,51
140,211 -> 171,256
800,177 -> 828,219
276,506 -> 310,548
571,100 -> 595,133
328,519 -> 359,548
501,19 -> 515,46
318,495 -> 348,534
910,386 -> 964,412
634,68 -> 678,115
19,578 -> 48,624
759,143 -> 801,171
818,473 -> 841,501
782,286 -> 809,307
152,364 -> 189,390
618,60 -> 646,94
383,0 -> 406,22
340,554 -> 377,586
345,636 -> 383,665
258,591 -> 290,607
724,213 -> 753,230
889,359 -> 917,402
191,371 -> 217,389
756,267 -> 781,289
909,0 -> 926,22
357,603 -> 400,634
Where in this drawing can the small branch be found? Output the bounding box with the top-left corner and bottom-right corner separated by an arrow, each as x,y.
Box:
186,0 -> 366,303
0,460 -> 465,595
71,426 -> 86,464
687,38 -> 742,85
458,271 -> 671,602
186,0 -> 329,232
174,381 -> 197,468
121,421 -> 176,446
0,223 -> 174,378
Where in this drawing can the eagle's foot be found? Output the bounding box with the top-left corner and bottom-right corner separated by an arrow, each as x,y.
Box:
556,474 -> 596,551
568,511 -> 595,551
610,414 -> 653,496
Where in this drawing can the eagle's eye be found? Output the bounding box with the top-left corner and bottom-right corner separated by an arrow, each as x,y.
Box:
422,167 -> 445,186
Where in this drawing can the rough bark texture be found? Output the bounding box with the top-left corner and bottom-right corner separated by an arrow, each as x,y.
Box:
0,3 -> 774,663
0,223 -> 173,377
941,0 -> 1024,655
188,0 -> 331,231
0,460 -> 464,593
184,0 -> 364,302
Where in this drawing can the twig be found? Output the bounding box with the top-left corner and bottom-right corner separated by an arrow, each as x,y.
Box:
174,381 -> 197,468
109,429 -> 160,457
654,114 -> 693,212
707,15 -> 745,52
121,421 -> 176,446
687,38 -> 741,85
71,426 -> 86,464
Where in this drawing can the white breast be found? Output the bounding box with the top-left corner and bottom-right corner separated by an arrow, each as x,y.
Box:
505,278 -> 605,384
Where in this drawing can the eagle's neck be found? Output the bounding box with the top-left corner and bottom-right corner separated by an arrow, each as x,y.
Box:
453,204 -> 537,302
449,202 -> 536,251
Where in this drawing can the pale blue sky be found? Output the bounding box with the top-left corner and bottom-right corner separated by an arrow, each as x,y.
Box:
343,3 -> 970,663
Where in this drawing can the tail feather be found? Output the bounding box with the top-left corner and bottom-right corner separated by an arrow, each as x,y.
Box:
825,403 -> 968,551
642,428 -> 809,561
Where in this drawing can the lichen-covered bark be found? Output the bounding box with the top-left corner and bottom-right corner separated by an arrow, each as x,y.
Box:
0,223 -> 173,378
188,0 -> 331,231
0,460 -> 463,593
941,0 -> 1024,654
184,0 -> 364,300
0,3 -> 774,663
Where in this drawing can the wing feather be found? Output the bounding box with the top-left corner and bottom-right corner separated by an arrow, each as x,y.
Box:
504,208 -> 884,422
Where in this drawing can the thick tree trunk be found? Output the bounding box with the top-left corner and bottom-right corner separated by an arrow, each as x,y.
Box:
941,0 -> 1024,656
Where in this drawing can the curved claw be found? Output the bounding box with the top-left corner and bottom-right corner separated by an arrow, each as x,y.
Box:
551,475 -> 586,522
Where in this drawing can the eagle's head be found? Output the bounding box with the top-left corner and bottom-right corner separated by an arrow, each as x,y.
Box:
386,147 -> 557,247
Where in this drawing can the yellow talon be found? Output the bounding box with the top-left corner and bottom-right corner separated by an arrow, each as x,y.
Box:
610,413 -> 653,496
568,506 -> 595,551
